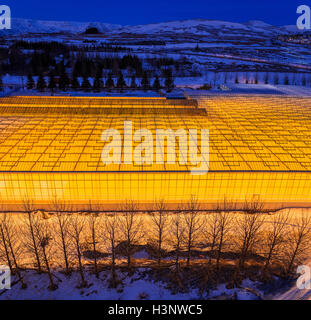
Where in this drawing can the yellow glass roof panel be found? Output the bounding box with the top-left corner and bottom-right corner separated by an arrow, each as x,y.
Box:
0,96 -> 310,173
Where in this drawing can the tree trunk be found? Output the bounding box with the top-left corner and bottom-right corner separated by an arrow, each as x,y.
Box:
28,214 -> 42,273
42,246 -> 57,290
262,246 -> 274,274
60,228 -> 69,274
127,233 -> 131,269
0,225 -> 12,272
287,243 -> 300,276
4,226 -> 27,289
111,239 -> 117,287
216,233 -> 224,270
76,243 -> 86,287
158,235 -> 162,267
186,238 -> 191,267
92,233 -> 98,278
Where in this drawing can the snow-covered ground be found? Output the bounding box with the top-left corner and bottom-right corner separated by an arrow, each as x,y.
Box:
4,17 -> 311,75
270,259 -> 311,300
0,268 -> 263,300
185,84 -> 311,96
273,285 -> 311,300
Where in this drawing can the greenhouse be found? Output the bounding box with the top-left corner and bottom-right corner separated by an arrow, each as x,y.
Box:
0,95 -> 310,211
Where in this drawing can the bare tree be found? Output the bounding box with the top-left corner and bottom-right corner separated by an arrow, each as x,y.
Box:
0,216 -> 13,271
101,212 -> 120,287
261,211 -> 289,276
69,215 -> 87,287
34,220 -> 58,290
150,200 -> 169,267
0,214 -> 27,289
170,210 -> 185,274
235,212 -> 265,270
52,199 -> 71,275
119,201 -> 143,269
283,211 -> 311,277
215,211 -> 233,270
86,205 -> 100,278
214,198 -> 236,213
21,200 -> 42,273
204,213 -> 220,266
243,197 -> 264,214
183,197 -> 202,267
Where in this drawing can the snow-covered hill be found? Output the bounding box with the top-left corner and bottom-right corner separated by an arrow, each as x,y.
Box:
0,18 -> 301,36
117,19 -> 299,36
3,18 -> 122,35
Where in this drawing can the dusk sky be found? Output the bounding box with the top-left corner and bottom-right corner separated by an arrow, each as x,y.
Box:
5,0 -> 306,26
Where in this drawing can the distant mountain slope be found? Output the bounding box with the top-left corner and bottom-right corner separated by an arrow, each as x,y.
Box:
3,18 -> 122,34
118,19 -> 300,36
1,18 -> 300,35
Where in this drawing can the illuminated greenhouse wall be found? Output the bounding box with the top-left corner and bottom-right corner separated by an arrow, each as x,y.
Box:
0,96 -> 310,211
0,172 -> 310,210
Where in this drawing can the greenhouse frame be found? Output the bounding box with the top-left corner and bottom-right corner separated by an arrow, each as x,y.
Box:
0,95 -> 310,211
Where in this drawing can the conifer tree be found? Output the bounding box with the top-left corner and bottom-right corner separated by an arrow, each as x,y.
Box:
164,69 -> 174,92
93,75 -> 103,93
48,75 -> 56,93
81,76 -> 91,92
36,75 -> 46,92
130,74 -> 137,89
71,77 -> 80,90
105,73 -> 115,89
141,71 -> 150,91
254,73 -> 259,84
302,74 -> 307,87
245,72 -> 249,84
27,74 -> 35,90
116,72 -> 126,90
59,71 -> 70,91
235,74 -> 239,84
153,75 -> 161,91
264,72 -> 269,85
93,67 -> 103,92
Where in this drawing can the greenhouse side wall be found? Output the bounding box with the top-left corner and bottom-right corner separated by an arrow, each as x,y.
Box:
0,171 -> 310,211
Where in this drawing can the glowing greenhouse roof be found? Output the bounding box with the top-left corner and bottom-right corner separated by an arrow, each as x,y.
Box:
0,95 -> 310,173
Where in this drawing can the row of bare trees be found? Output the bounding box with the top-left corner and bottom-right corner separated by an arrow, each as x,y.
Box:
0,199 -> 311,291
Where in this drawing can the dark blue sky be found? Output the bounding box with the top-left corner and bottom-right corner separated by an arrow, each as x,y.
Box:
5,0 -> 305,26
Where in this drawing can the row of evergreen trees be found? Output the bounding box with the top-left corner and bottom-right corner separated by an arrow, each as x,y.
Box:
27,69 -> 175,92
234,72 -> 310,86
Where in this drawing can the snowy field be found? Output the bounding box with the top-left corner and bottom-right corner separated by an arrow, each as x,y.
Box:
3,18 -> 311,82
185,84 -> 311,96
1,208 -> 310,300
0,269 -> 263,300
